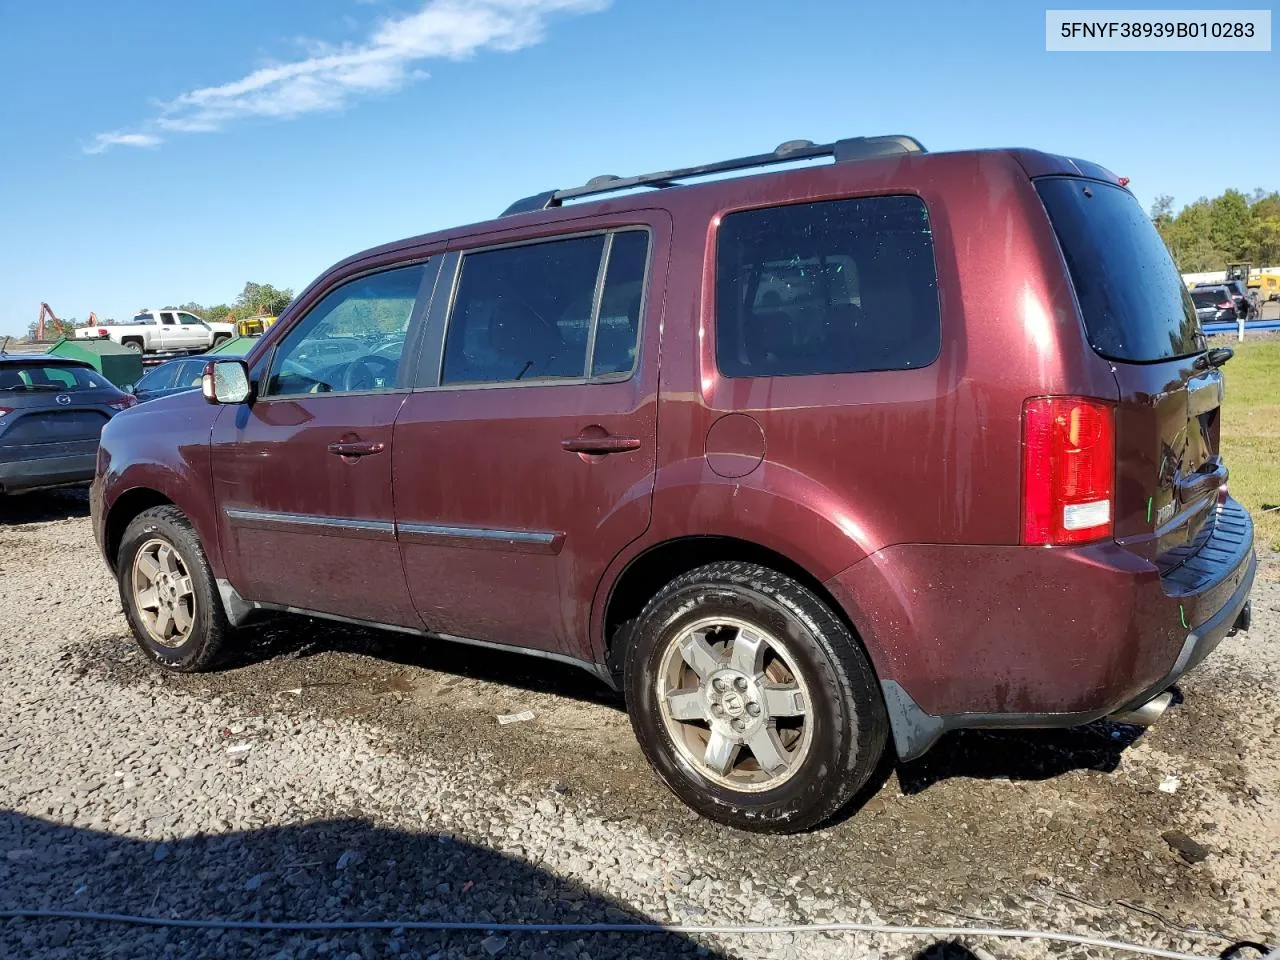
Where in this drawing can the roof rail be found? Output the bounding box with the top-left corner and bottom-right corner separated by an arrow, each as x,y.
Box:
501,134 -> 926,217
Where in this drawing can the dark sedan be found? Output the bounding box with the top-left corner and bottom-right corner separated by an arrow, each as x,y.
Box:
1191,286 -> 1238,325
0,357 -> 136,495
132,350 -> 250,403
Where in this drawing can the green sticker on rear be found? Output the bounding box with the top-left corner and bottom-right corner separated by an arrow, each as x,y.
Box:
1146,496 -> 1153,524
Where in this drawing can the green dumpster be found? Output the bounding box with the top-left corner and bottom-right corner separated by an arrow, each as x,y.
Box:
207,335 -> 258,356
45,337 -> 144,390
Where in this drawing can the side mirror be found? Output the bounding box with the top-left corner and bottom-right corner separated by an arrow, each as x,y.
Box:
202,360 -> 252,405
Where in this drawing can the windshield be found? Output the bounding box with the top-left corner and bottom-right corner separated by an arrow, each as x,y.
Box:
1036,178 -> 1203,362
0,364 -> 112,392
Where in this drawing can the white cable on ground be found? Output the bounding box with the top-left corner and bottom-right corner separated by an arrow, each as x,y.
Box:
0,909 -> 1233,960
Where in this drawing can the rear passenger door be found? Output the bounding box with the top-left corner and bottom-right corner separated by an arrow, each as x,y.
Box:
392,215 -> 668,659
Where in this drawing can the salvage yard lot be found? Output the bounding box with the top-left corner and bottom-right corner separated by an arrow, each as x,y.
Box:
1218,335 -> 1280,550
0,386 -> 1277,958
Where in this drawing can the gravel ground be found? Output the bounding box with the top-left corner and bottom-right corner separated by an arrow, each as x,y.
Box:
0,489 -> 1276,960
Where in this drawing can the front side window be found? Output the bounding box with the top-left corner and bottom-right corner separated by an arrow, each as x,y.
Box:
264,264 -> 426,397
441,229 -> 651,386
178,313 -> 205,326
716,195 -> 940,377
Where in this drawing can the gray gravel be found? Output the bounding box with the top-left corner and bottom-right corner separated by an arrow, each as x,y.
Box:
0,489 -> 1277,959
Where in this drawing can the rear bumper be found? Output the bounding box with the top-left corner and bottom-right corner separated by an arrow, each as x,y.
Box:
0,447 -> 98,494
825,498 -> 1256,761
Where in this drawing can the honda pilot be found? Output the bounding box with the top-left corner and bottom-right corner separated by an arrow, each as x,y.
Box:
91,135 -> 1255,832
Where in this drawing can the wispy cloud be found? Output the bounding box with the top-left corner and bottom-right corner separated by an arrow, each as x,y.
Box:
83,132 -> 163,154
87,0 -> 607,153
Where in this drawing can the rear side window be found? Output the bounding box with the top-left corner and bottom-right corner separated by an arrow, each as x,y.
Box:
442,229 -> 650,385
1036,178 -> 1202,362
716,195 -> 940,378
0,364 -> 108,392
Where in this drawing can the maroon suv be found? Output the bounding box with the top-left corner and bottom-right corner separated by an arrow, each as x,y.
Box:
91,135 -> 1255,832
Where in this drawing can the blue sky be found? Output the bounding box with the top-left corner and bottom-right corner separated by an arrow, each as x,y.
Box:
0,0 -> 1275,336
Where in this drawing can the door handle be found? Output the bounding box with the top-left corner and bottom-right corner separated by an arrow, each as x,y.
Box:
327,440 -> 385,458
561,435 -> 642,455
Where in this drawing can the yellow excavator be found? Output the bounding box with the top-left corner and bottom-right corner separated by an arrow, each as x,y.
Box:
1226,262 -> 1280,301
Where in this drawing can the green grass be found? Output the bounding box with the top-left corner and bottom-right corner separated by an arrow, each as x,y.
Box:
1219,337 -> 1280,551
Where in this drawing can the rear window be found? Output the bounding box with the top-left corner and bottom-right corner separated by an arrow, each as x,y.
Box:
716,195 -> 940,378
0,364 -> 110,392
1036,178 -> 1202,362
1191,290 -> 1227,308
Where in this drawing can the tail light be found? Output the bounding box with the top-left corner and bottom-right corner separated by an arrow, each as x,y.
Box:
1217,301 -> 1233,310
1022,397 -> 1115,546
107,395 -> 137,412
0,407 -> 11,419
97,329 -> 108,337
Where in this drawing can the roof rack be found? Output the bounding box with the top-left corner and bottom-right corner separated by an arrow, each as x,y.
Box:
501,134 -> 926,217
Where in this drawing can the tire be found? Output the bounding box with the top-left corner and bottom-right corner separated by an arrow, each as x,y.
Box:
122,340 -> 142,353
212,335 -> 230,348
624,561 -> 887,833
116,505 -> 230,672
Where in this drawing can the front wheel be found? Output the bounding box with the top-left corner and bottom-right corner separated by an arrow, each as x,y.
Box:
623,562 -> 888,833
117,505 -> 231,672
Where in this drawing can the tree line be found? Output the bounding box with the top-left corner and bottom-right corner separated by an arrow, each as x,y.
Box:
1151,188 -> 1280,273
178,282 -> 295,326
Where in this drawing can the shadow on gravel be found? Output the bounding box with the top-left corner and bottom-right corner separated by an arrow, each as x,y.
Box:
895,719 -> 1149,795
0,810 -> 730,960
224,614 -> 622,710
0,488 -> 90,526
912,942 -> 986,960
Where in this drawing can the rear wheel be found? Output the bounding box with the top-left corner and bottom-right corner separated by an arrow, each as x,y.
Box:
122,340 -> 142,353
623,561 -> 887,832
117,505 -> 230,672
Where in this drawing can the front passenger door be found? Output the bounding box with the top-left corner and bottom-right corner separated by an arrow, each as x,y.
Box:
211,260 -> 439,627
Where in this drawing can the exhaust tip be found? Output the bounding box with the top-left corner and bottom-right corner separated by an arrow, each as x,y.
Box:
1108,691 -> 1174,727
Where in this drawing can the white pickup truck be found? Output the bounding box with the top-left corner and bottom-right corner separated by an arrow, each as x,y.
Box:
76,308 -> 236,354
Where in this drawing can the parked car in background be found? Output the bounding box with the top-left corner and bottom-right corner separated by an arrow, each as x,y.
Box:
1214,279 -> 1250,318
92,136 -> 1255,833
132,350 -> 249,404
0,356 -> 135,495
1191,285 -> 1239,324
76,309 -> 235,354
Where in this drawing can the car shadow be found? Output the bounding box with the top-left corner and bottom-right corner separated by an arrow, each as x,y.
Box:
0,810 -> 730,959
894,718 -> 1150,795
0,488 -> 90,525
225,613 -> 623,710
226,614 -> 1163,805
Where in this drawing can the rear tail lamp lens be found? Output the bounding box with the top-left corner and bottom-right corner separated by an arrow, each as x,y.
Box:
1022,397 -> 1115,546
107,395 -> 137,412
1217,301 -> 1233,310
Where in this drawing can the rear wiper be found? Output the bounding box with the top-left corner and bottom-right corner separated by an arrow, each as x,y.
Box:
1194,347 -> 1234,370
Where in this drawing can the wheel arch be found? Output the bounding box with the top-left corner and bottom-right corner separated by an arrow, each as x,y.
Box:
103,488 -> 177,572
599,535 -> 880,684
